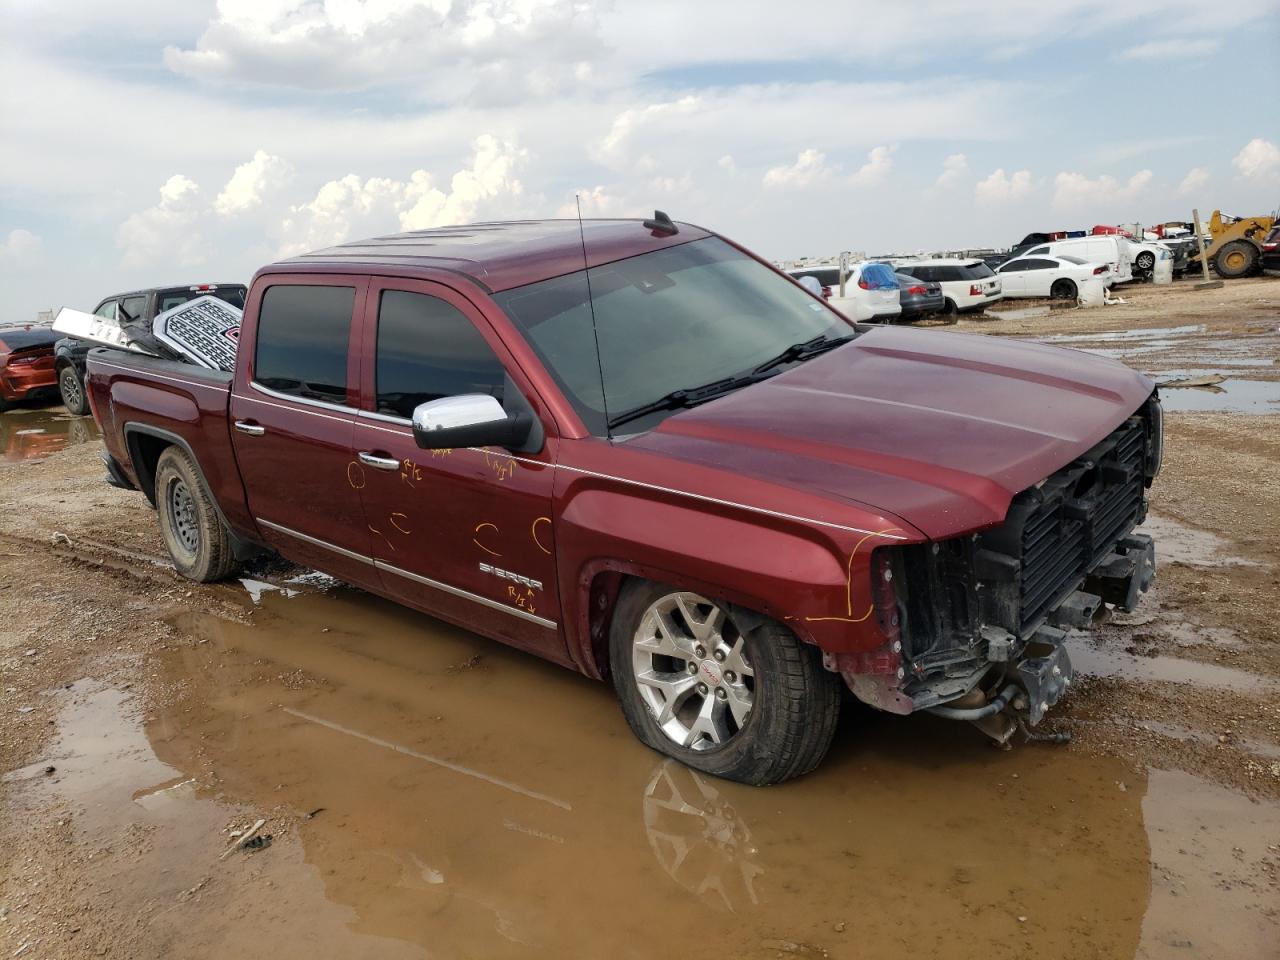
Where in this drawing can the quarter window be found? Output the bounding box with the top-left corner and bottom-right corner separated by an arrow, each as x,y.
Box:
375,290 -> 505,419
254,285 -> 355,405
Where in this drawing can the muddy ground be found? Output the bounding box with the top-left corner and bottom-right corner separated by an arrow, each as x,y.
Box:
1,277 -> 1278,959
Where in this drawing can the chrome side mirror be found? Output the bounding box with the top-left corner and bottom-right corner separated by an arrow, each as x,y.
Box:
411,394 -> 533,451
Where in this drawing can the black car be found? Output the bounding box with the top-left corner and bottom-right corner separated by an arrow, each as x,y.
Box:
56,283 -> 246,414
895,272 -> 945,322
1261,225 -> 1280,277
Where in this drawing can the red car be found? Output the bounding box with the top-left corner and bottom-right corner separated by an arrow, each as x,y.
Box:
0,325 -> 59,410
86,218 -> 1161,784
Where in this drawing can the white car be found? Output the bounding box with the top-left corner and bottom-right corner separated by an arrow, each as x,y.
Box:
895,258 -> 1002,315
995,254 -> 1112,299
822,262 -> 902,322
1126,239 -> 1176,277
1018,236 -> 1134,284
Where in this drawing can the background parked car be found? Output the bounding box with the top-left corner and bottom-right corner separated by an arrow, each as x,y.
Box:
1261,225 -> 1280,276
896,259 -> 1002,315
784,265 -> 840,299
1018,236 -> 1134,284
55,283 -> 246,414
827,262 -> 901,322
894,272 -> 944,321
0,324 -> 59,411
995,254 -> 1111,299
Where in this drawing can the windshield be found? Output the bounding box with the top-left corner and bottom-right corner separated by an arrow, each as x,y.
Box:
156,286 -> 247,313
495,237 -> 852,434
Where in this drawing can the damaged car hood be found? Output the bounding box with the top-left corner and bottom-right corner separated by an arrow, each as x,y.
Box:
625,325 -> 1154,540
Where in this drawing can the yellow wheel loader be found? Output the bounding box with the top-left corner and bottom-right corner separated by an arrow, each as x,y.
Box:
1190,210 -> 1277,279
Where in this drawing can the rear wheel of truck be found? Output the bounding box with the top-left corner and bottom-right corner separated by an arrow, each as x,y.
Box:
58,366 -> 89,416
1214,240 -> 1257,279
155,446 -> 240,583
610,581 -> 841,785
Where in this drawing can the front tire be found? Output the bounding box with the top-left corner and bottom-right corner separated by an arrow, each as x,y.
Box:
610,581 -> 841,785
58,366 -> 89,416
1135,251 -> 1155,272
155,446 -> 240,582
1050,278 -> 1078,300
1214,240 -> 1258,279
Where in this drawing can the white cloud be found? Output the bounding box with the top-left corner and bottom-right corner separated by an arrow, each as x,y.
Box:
935,153 -> 967,188
117,174 -> 205,267
1052,169 -> 1152,209
163,0 -> 603,103
1232,138 -> 1280,180
974,168 -> 1033,203
278,135 -> 527,255
1177,166 -> 1209,196
850,145 -> 894,186
763,149 -> 832,189
0,228 -> 42,264
215,150 -> 293,216
1117,37 -> 1220,60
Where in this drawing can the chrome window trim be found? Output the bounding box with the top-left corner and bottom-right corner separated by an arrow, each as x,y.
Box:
249,379 -> 354,415
256,518 -> 557,630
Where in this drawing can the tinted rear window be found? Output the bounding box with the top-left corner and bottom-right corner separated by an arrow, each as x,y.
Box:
156,287 -> 247,314
254,285 -> 354,405
960,263 -> 995,280
375,291 -> 505,419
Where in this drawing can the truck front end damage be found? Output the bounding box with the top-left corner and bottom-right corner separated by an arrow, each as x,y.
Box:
834,395 -> 1162,743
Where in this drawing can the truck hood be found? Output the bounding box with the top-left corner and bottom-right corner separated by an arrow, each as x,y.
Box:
625,325 -> 1154,540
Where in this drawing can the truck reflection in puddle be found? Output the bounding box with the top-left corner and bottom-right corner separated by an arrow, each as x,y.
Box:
10,583 -> 1278,959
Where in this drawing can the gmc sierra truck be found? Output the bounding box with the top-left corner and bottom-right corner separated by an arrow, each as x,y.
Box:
86,218 -> 1160,784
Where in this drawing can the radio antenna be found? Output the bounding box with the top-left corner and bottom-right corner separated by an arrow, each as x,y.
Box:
576,193 -> 612,437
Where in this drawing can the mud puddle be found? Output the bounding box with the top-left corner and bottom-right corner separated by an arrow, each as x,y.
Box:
6,587 -> 1278,958
1157,378 -> 1280,414
1069,636 -> 1277,695
0,406 -> 99,463
1135,513 -> 1254,567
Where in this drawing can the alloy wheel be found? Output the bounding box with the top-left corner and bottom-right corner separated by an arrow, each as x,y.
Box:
631,592 -> 755,751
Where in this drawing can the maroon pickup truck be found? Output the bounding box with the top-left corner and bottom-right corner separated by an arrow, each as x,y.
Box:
86,218 -> 1160,784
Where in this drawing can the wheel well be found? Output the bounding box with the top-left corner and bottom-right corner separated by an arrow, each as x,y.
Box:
126,432 -> 173,507
587,570 -> 627,679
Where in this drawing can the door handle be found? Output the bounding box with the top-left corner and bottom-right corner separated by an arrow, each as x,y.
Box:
358,451 -> 400,471
234,420 -> 265,436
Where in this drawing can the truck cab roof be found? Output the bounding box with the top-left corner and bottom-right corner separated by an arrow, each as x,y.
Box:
269,219 -> 710,294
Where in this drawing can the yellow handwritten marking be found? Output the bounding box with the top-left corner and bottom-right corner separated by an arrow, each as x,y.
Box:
473,522 -> 501,557
507,584 -> 537,616
400,459 -> 423,486
531,516 -> 552,555
369,524 -> 396,553
390,512 -> 411,535
803,528 -> 903,624
482,448 -> 516,482
346,461 -> 366,490
430,448 -> 452,459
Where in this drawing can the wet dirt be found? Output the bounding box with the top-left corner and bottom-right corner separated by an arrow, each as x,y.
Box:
5,585 -> 1278,959
2,278 -> 1280,959
0,405 -> 99,464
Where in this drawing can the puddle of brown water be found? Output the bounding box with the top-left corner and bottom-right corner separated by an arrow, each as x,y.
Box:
8,587 -> 1279,958
0,406 -> 99,463
1135,513 -> 1254,568
1157,378 -> 1280,414
1068,637 -> 1277,695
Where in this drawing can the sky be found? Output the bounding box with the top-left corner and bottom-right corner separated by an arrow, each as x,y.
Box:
1,0 -> 1278,320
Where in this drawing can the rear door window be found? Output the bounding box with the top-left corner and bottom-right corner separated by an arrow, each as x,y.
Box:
254,285 -> 355,405
1022,259 -> 1058,271
118,295 -> 146,321
375,291 -> 506,419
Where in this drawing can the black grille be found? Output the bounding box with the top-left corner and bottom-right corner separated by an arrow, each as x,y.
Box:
1012,418 -> 1147,629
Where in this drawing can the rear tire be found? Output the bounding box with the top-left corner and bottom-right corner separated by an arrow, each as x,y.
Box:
155,446 -> 240,583
610,580 -> 841,785
1050,279 -> 1077,300
1214,240 -> 1258,279
58,366 -> 89,416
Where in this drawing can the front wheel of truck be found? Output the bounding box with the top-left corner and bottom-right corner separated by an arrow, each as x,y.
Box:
155,446 -> 241,583
610,581 -> 841,785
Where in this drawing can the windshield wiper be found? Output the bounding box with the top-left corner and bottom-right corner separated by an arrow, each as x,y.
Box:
607,374 -> 766,431
751,333 -> 855,376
